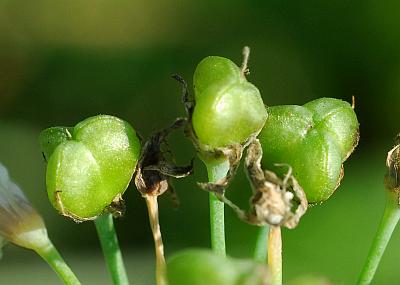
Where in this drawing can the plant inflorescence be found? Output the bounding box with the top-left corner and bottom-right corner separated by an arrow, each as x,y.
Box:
1,47 -> 396,285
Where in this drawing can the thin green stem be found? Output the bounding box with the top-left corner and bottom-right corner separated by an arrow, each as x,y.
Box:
209,193 -> 226,256
357,191 -> 400,285
205,158 -> 230,256
94,213 -> 130,285
35,241 -> 81,285
253,225 -> 269,263
268,226 -> 282,285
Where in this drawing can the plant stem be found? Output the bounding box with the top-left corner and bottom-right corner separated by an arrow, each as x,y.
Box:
357,191 -> 400,285
94,213 -> 130,285
253,225 -> 269,263
35,241 -> 81,285
205,158 -> 230,256
145,195 -> 167,285
268,226 -> 282,285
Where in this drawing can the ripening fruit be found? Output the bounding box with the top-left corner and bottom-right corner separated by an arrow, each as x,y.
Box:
167,249 -> 268,285
40,115 -> 141,220
259,98 -> 359,203
192,56 -> 267,150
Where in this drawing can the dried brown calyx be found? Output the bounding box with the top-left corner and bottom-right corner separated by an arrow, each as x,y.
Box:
207,139 -> 308,229
134,118 -> 193,199
245,140 -> 308,228
385,135 -> 400,197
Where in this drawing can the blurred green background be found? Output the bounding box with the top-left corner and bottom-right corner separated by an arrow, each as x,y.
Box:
1,0 -> 400,284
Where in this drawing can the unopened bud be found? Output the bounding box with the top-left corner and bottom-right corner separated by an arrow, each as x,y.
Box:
0,163 -> 49,251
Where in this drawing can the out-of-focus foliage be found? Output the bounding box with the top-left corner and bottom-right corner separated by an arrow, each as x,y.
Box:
1,0 -> 400,284
167,249 -> 268,285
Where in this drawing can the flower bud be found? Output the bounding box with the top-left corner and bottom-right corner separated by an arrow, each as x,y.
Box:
0,163 -> 49,250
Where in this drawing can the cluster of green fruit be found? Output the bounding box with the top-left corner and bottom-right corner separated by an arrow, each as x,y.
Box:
39,53 -> 359,284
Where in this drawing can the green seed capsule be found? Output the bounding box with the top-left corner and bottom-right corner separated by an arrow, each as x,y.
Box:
259,98 -> 359,203
40,115 -> 141,220
167,249 -> 268,285
192,56 -> 267,150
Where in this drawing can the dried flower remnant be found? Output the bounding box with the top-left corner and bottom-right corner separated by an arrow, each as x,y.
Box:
384,137 -> 400,194
209,140 -> 308,229
135,118 -> 193,199
245,140 -> 307,229
134,119 -> 193,285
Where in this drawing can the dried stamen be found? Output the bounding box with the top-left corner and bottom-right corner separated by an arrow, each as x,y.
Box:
203,140 -> 308,229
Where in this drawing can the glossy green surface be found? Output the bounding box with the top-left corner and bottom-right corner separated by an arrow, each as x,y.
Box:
41,115 -> 141,219
193,56 -> 243,96
192,56 -> 267,149
259,98 -> 359,203
167,249 -> 266,285
40,127 -> 73,161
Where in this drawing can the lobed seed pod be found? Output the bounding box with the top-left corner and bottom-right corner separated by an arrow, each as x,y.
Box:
191,56 -> 267,151
40,115 -> 141,221
259,98 -> 359,203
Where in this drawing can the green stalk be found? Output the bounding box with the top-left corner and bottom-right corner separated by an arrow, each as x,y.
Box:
357,191 -> 400,285
253,225 -> 269,263
94,213 -> 130,285
35,241 -> 81,285
268,226 -> 282,285
205,158 -> 230,256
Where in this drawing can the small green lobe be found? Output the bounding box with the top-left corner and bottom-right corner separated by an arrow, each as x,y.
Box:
193,56 -> 242,96
39,127 -> 73,161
